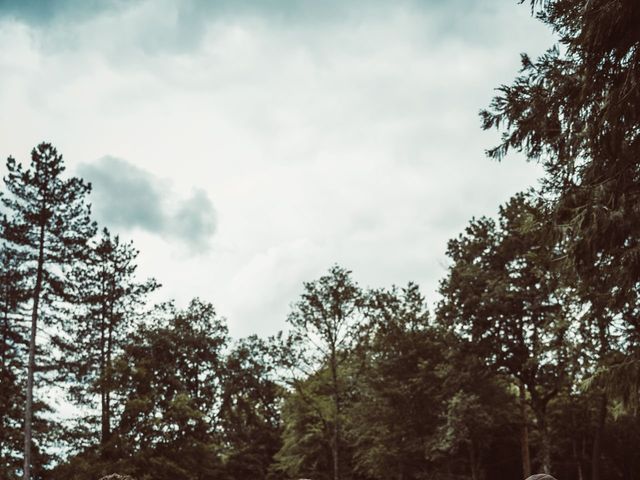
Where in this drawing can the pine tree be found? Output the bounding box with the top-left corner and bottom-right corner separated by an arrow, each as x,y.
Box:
0,239 -> 29,479
481,1 -> 640,443
2,143 -> 95,480
62,228 -> 158,454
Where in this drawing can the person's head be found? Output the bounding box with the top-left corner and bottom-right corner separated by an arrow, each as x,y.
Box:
525,475 -> 557,480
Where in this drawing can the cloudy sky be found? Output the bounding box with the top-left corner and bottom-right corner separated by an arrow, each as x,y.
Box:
0,0 -> 555,338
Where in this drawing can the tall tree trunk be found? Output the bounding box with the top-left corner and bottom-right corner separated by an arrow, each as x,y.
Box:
571,409 -> 584,480
591,392 -> 607,480
105,307 -> 114,448
469,439 -> 481,480
330,348 -> 340,480
100,272 -> 108,449
574,438 -> 584,480
519,382 -> 532,478
0,302 -> 6,466
24,224 -> 45,480
100,272 -> 111,451
100,319 -> 108,447
592,315 -> 609,480
2,291 -> 9,370
534,407 -> 552,474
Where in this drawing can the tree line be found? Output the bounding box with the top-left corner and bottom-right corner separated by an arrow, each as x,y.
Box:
1,0 -> 639,479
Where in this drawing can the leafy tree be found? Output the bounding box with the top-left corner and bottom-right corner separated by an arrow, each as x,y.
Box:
52,299 -> 229,480
426,343 -> 520,480
219,335 -> 284,480
2,143 -> 96,480
282,265 -> 364,480
114,299 -> 228,479
347,283 -> 441,480
438,193 -> 572,474
273,368 -> 336,480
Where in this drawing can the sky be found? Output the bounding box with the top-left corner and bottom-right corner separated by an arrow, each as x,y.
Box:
0,0 -> 556,338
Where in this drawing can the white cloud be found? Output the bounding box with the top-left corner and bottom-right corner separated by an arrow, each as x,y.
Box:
0,0 -> 555,337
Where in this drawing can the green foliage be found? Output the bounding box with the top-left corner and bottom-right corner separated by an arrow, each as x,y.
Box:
0,243 -> 29,479
220,336 -> 285,480
60,228 -> 159,452
282,265 -> 365,480
2,143 -> 96,479
438,193 -> 574,473
347,284 -> 442,480
274,369 -> 336,480
6,8 -> 640,473
482,0 -> 640,409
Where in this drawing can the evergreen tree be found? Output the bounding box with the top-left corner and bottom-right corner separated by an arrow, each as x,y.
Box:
0,240 -> 29,479
481,0 -> 640,427
61,228 -> 158,454
2,143 -> 95,480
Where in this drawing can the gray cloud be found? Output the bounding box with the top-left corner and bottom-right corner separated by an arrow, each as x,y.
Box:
0,0 -> 123,25
173,189 -> 217,253
0,0 -> 546,56
78,156 -> 216,253
0,0 -> 379,24
78,156 -> 166,232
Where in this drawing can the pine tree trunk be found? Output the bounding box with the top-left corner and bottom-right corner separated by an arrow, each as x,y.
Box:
591,392 -> 607,480
469,439 -> 481,480
519,382 -> 532,478
0,301 -> 6,466
535,407 -> 552,474
571,432 -> 584,480
100,308 -> 107,447
24,224 -> 45,480
592,316 -> 609,480
105,308 -> 114,448
330,348 -> 340,480
2,303 -> 8,370
0,302 -> 9,459
571,403 -> 584,480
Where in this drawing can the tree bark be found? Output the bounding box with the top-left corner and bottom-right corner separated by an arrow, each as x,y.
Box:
519,382 -> 532,478
330,344 -> 340,480
571,418 -> 584,480
592,314 -> 609,480
469,439 -> 481,480
591,392 -> 607,480
534,407 -> 552,474
2,291 -> 9,370
105,302 -> 114,449
0,300 -> 6,468
24,223 -> 45,480
100,302 -> 107,447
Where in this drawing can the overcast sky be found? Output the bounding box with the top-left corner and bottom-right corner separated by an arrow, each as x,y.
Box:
0,0 -> 555,338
